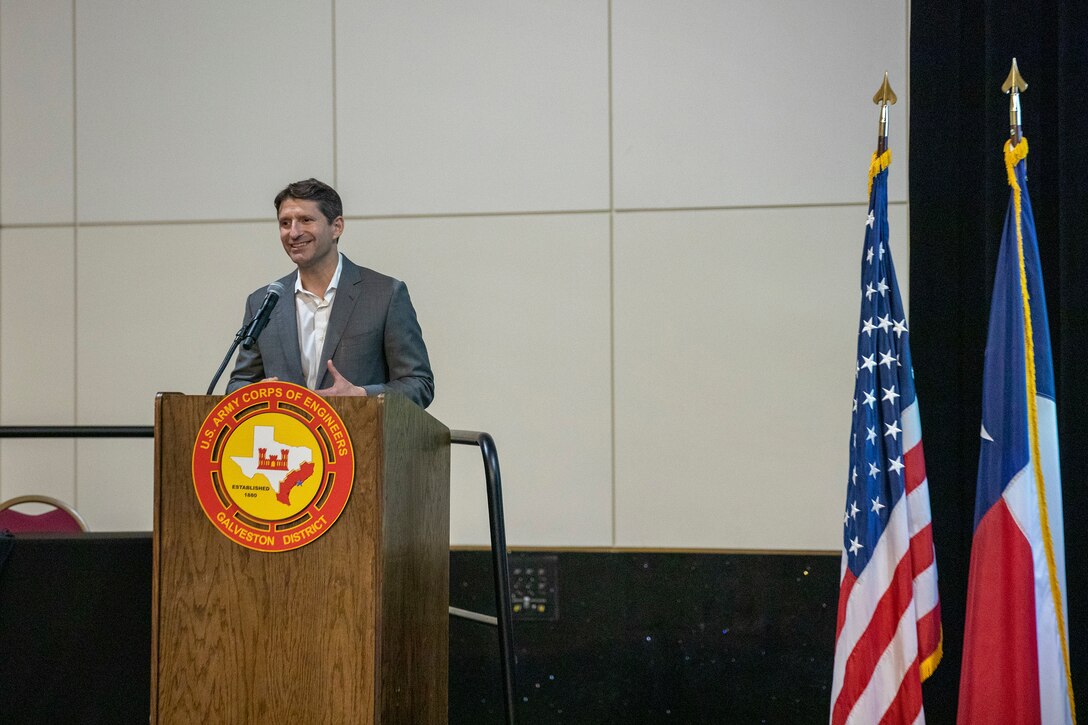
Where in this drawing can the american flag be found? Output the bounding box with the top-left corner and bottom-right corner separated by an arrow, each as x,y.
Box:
830,151 -> 942,724
957,138 -> 1075,724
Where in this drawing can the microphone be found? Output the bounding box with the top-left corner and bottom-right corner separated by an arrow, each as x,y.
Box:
241,281 -> 285,349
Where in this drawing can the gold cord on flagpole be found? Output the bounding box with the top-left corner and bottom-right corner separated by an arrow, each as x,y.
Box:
867,150 -> 891,198
1005,124 -> 1077,721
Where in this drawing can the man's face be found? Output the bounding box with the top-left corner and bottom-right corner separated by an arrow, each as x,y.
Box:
278,198 -> 343,271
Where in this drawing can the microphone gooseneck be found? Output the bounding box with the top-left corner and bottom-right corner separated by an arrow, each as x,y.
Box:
206,280 -> 285,395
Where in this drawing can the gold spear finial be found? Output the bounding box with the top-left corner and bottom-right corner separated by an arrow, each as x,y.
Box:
1002,58 -> 1028,144
873,72 -> 897,154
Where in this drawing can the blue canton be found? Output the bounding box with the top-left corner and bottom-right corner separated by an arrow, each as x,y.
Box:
845,163 -> 918,575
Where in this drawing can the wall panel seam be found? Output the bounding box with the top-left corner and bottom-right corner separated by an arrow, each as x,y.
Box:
72,0 -> 80,511
607,0 -> 617,549
331,0 -> 338,188
0,200 -> 909,232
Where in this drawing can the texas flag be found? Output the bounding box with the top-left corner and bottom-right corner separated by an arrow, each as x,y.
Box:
957,137 -> 1076,724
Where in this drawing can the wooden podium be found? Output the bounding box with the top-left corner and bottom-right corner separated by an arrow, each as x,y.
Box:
151,392 -> 450,724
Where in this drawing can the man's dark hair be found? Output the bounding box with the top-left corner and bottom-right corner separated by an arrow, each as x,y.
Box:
274,178 -> 343,223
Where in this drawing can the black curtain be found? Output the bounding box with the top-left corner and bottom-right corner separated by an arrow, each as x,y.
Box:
910,2 -> 1088,722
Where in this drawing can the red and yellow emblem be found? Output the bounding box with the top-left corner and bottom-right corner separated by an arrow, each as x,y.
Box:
192,381 -> 355,552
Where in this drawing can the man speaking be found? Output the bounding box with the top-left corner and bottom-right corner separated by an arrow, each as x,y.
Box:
227,178 -> 434,408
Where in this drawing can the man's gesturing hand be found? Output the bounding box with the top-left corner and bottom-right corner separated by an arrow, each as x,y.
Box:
315,360 -> 368,397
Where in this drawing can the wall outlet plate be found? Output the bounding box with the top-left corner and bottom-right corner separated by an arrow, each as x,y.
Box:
510,554 -> 559,621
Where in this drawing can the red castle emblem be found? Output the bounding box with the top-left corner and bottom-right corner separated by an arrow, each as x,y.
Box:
257,447 -> 290,471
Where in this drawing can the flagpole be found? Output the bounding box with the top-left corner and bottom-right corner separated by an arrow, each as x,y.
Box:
959,60 -> 1077,724
1003,57 -> 1027,146
1001,57 -> 1078,722
831,73 -> 942,725
873,72 -> 897,155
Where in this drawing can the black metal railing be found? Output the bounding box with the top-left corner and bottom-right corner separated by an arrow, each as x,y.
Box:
450,430 -> 517,725
1,423 -> 517,725
0,426 -> 154,438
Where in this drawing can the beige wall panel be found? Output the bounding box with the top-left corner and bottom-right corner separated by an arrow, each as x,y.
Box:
0,0 -> 919,544
75,1 -> 334,223
1,226 -> 77,503
1,227 -> 76,422
612,0 -> 908,209
335,1 -> 610,215
74,439 -> 153,531
0,440 -> 76,509
0,0 -> 75,224
350,213 -> 613,546
76,222 -> 289,424
613,203 -> 910,550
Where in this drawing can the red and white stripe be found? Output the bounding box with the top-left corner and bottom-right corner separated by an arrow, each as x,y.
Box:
958,396 -> 1073,725
830,401 -> 941,725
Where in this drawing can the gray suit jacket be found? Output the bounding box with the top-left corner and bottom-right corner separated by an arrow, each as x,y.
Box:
226,254 -> 434,408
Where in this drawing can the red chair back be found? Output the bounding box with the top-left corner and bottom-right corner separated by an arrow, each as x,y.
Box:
0,496 -> 87,533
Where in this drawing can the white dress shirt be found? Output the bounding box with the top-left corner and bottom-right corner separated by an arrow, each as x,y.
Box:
295,253 -> 344,389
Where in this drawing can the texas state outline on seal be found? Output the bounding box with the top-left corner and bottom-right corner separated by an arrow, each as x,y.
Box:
191,381 -> 355,552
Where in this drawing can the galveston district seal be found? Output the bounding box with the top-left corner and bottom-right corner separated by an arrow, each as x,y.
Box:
191,381 -> 355,552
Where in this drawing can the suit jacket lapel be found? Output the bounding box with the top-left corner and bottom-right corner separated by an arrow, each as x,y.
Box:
317,256 -> 362,388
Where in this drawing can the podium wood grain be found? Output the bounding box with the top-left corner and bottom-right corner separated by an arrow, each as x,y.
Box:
152,393 -> 449,724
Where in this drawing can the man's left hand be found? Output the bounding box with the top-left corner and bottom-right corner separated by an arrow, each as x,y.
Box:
315,360 -> 368,397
